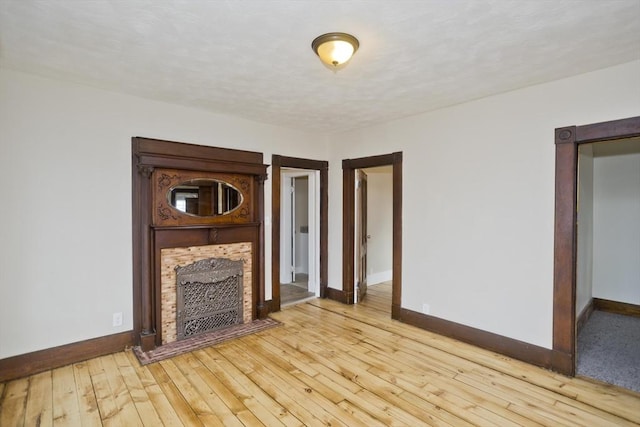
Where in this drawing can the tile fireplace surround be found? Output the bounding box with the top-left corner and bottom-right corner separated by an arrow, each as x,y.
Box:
160,243 -> 252,344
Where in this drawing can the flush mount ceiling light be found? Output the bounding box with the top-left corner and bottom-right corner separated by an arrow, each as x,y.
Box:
311,32 -> 359,70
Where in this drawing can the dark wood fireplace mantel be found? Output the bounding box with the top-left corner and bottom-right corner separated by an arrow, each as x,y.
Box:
132,137 -> 269,352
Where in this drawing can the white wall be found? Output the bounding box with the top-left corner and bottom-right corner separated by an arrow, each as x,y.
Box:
592,149 -> 640,304
327,60 -> 640,348
2,60 -> 639,359
0,69 -> 328,359
366,169 -> 393,284
576,145 -> 594,316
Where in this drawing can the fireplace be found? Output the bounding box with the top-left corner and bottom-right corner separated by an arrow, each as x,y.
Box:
176,258 -> 244,340
132,137 -> 268,352
160,243 -> 252,344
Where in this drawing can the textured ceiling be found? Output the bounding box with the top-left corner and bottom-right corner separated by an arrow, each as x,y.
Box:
1,0 -> 639,134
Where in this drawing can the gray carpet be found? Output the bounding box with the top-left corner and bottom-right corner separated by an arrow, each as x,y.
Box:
577,311 -> 640,392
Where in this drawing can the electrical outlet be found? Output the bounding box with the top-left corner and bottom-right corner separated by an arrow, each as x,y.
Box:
422,303 -> 430,314
112,312 -> 123,327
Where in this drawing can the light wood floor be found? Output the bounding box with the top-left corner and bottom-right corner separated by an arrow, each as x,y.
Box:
2,282 -> 639,426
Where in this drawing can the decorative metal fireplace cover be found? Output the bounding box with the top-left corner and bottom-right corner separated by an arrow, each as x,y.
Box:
175,258 -> 244,340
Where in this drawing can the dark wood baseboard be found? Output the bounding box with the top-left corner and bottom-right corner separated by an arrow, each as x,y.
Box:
325,287 -> 349,304
550,349 -> 574,377
594,298 -> 640,318
391,303 -> 401,320
576,299 -> 595,335
0,331 -> 134,382
399,308 -> 553,370
263,299 -> 274,314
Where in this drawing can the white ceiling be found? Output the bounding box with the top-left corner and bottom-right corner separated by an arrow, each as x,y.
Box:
1,0 -> 639,134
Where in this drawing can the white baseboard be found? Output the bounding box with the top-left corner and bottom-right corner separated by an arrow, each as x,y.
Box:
367,270 -> 392,285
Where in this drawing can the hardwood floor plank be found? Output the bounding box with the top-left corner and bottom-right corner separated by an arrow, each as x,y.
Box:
2,282 -> 639,426
157,358 -> 227,426
86,357 -> 122,427
558,379 -> 640,423
266,328 -> 448,426
308,295 -> 640,424
235,334 -> 398,427
242,335 -> 350,405
112,352 -> 163,427
222,339 -> 361,426
124,350 -> 185,426
335,400 -> 387,427
171,352 -> 249,427
195,347 -> 304,427
215,342 -> 332,427
265,317 -> 445,426
297,309 -> 549,426
266,329 -> 364,395
72,361 -> 102,427
0,377 -> 29,427
280,306 -> 493,424
24,370 -> 53,427
293,329 -> 474,425
99,355 -> 144,427
285,304 -> 544,426
51,364 -> 81,426
147,362 -> 202,426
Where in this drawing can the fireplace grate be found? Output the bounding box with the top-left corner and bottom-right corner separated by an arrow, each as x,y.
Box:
176,258 -> 243,340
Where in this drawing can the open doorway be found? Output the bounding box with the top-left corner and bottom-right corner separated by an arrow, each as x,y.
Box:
342,152 -> 402,319
553,116 -> 640,379
575,137 -> 640,392
271,155 -> 328,311
280,171 -> 317,305
353,166 -> 393,309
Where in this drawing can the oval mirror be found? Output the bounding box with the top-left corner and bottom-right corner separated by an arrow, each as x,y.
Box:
168,179 -> 243,217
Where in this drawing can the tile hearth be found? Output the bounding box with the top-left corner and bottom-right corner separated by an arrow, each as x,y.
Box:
133,318 -> 280,365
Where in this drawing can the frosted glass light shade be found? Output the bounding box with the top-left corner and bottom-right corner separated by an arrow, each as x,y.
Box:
312,33 -> 359,69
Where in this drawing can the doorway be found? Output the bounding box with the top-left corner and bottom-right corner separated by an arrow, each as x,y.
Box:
353,166 -> 394,307
552,116 -> 640,377
271,155 -> 328,312
575,137 -> 640,391
280,171 -> 316,305
342,152 -> 402,319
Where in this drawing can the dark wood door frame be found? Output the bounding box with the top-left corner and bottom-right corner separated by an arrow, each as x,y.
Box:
342,152 -> 402,319
271,155 -> 328,312
553,116 -> 640,375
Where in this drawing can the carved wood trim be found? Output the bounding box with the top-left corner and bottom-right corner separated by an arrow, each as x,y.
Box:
152,169 -> 254,226
132,137 -> 268,351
